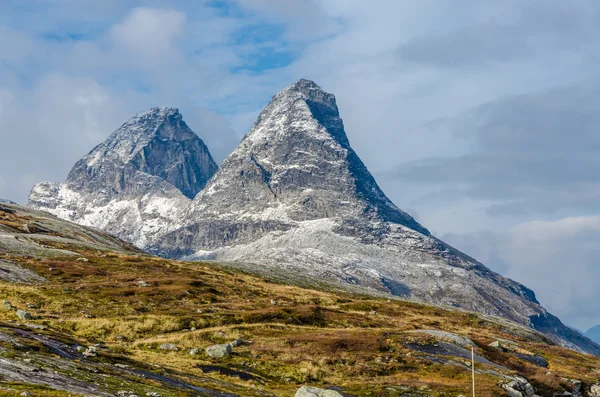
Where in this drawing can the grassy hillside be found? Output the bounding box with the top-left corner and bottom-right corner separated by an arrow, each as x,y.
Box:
1,202 -> 599,397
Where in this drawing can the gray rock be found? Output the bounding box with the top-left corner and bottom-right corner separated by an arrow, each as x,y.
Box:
16,310 -> 32,320
24,323 -> 46,330
590,384 -> 600,397
321,391 -> 344,397
295,386 -> 343,397
20,392 -> 32,397
0,260 -> 44,284
407,330 -> 476,347
82,347 -> 97,357
229,338 -> 244,347
563,378 -> 582,397
205,343 -> 232,358
189,348 -> 200,356
502,376 -> 539,397
296,386 -> 324,397
159,343 -> 178,351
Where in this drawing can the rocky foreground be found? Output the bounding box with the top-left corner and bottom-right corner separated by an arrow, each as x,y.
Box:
3,202 -> 600,396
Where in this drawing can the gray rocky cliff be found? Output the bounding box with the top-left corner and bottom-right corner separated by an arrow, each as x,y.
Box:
27,107 -> 218,248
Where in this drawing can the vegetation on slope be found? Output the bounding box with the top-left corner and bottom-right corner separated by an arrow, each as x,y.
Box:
1,203 -> 600,397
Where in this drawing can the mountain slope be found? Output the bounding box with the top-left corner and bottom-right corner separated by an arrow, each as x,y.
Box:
27,107 -> 218,249
587,325 -> 600,344
157,80 -> 599,356
3,201 -> 600,397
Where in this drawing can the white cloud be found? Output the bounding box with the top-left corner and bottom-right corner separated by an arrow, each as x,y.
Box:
109,8 -> 185,60
445,215 -> 600,330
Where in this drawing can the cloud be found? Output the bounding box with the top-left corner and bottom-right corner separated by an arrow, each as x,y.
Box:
396,1 -> 598,69
444,215 -> 600,329
0,73 -> 138,203
392,82 -> 600,217
109,8 -> 185,61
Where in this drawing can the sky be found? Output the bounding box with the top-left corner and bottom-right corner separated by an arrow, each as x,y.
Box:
0,0 -> 599,330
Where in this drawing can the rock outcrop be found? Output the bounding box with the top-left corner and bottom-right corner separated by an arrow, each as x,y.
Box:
27,107 -> 218,248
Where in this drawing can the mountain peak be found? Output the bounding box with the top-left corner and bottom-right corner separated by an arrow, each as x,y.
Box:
28,108 -> 218,248
284,78 -> 327,96
135,106 -> 180,120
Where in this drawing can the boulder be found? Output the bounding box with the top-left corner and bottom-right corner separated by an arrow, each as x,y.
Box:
296,386 -> 323,397
295,386 -> 343,397
205,343 -> 232,358
16,310 -> 32,320
502,377 -> 539,397
159,343 -> 178,351
591,384 -> 600,397
563,378 -> 582,397
82,347 -> 97,357
407,330 -> 475,347
189,348 -> 200,356
229,338 -> 244,347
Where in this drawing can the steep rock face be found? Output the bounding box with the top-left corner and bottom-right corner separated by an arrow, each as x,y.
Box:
27,107 -> 218,248
157,80 -> 600,356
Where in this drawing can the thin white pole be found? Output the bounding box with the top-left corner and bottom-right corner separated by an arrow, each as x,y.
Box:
471,346 -> 475,397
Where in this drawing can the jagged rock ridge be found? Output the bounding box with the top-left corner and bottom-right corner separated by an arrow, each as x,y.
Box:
27,107 -> 218,248
156,79 -> 600,356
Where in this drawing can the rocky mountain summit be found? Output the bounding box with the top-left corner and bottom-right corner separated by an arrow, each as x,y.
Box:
25,80 -> 600,357
156,80 -> 599,355
27,107 -> 218,248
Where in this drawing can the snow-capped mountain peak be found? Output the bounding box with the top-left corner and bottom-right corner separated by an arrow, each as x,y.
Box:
27,107 -> 218,248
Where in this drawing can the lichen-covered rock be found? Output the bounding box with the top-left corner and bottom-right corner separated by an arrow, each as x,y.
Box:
82,347 -> 97,357
159,343 -> 178,351
590,384 -> 600,397
407,330 -> 475,347
295,386 -> 343,397
16,310 -> 32,320
502,376 -> 539,397
205,343 -> 232,358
